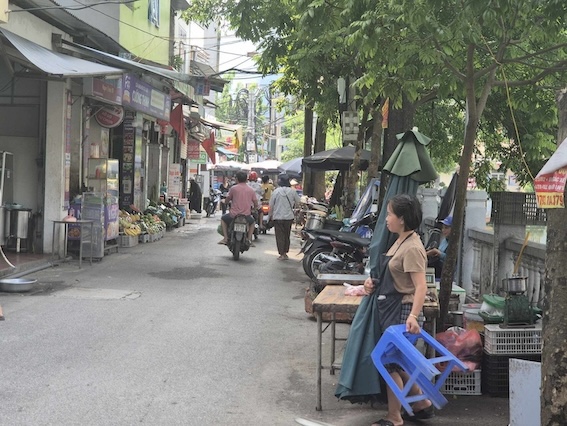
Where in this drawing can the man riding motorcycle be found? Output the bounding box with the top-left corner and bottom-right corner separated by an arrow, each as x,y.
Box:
218,171 -> 258,246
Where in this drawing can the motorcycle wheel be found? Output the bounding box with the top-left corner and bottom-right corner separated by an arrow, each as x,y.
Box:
232,239 -> 241,260
302,247 -> 332,281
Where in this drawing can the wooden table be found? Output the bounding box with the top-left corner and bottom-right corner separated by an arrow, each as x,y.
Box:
316,273 -> 368,286
311,284 -> 439,411
312,285 -> 363,411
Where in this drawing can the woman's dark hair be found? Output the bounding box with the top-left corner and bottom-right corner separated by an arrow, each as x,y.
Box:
262,175 -> 270,184
278,174 -> 291,187
388,194 -> 422,231
235,171 -> 248,183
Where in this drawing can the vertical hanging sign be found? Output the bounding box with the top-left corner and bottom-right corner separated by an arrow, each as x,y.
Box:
121,111 -> 135,209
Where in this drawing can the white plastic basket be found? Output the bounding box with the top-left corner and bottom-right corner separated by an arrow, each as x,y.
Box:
439,370 -> 481,395
484,324 -> 542,355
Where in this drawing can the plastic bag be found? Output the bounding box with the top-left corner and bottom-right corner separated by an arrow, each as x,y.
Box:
435,326 -> 482,372
343,283 -> 367,296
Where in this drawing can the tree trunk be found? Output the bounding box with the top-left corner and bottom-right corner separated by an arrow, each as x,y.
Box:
367,98 -> 383,184
312,118 -> 327,200
303,100 -> 314,195
438,106 -> 478,328
541,88 -> 567,426
345,105 -> 370,212
378,96 -> 416,207
438,47 -> 497,329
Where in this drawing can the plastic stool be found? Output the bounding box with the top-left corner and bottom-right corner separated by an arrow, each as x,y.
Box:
371,324 -> 468,415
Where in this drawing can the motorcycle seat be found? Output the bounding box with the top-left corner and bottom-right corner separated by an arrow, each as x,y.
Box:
332,233 -> 371,247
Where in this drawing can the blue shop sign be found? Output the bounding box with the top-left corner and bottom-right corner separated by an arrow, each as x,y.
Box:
122,74 -> 171,121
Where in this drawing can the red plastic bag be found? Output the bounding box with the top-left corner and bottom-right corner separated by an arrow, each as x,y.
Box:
435,326 -> 482,372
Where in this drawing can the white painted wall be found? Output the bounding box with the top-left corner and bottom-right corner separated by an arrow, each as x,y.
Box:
0,138 -> 37,210
4,5 -> 72,46
43,80 -> 68,253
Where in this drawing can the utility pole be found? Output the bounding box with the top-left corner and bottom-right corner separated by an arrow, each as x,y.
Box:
246,88 -> 257,163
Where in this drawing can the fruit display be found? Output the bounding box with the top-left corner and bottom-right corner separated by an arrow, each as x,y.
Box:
118,211 -> 143,236
145,202 -> 182,229
118,209 -> 167,237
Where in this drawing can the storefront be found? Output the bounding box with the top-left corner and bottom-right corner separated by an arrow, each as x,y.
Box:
0,26 -> 123,254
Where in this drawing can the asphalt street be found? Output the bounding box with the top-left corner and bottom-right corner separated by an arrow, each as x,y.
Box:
0,216 -> 509,425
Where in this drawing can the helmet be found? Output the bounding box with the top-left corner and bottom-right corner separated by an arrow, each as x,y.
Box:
248,171 -> 258,181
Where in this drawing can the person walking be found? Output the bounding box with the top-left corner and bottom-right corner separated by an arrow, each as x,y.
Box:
363,194 -> 433,426
268,174 -> 300,260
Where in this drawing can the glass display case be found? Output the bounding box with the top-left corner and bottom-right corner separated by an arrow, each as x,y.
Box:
87,158 -> 119,199
80,192 -> 119,258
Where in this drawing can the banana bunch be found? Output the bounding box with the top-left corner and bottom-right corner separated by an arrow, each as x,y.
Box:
119,218 -> 142,236
123,225 -> 141,237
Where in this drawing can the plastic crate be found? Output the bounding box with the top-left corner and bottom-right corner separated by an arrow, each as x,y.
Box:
490,192 -> 546,225
481,351 -> 541,396
484,324 -> 542,355
118,235 -> 138,248
138,234 -> 150,243
439,370 -> 481,395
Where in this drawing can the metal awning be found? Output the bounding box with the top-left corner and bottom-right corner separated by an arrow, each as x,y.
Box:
61,40 -> 193,83
216,147 -> 237,157
189,60 -> 227,92
0,28 -> 123,77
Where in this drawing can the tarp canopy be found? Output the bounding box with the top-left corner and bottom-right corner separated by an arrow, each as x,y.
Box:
0,28 -> 123,78
242,160 -> 282,173
303,145 -> 371,170
207,161 -> 246,171
278,157 -> 303,179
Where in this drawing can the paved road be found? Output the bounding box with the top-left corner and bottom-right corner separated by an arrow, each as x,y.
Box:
0,217 -> 509,425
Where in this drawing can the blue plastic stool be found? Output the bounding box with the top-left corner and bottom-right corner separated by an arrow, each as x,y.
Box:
371,324 -> 468,415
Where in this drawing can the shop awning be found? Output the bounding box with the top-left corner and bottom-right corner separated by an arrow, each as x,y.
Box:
200,117 -> 243,149
189,60 -> 227,92
0,28 -> 124,78
61,40 -> 192,83
216,147 -> 237,157
61,40 -> 227,93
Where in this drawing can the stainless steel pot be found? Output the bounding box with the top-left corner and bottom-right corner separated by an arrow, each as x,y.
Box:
503,276 -> 527,294
0,278 -> 37,292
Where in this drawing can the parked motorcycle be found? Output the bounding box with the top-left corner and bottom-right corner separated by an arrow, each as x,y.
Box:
317,233 -> 371,276
301,212 -> 376,281
228,215 -> 251,260
206,188 -> 221,217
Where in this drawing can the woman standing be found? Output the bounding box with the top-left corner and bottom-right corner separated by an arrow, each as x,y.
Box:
268,174 -> 300,260
364,194 -> 433,426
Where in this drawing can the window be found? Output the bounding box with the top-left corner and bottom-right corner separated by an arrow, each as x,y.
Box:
148,0 -> 159,27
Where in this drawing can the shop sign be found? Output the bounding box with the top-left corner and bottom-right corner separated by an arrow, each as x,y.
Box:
95,105 -> 125,128
195,152 -> 207,164
122,74 -> 171,121
84,77 -> 123,105
535,137 -> 567,208
187,139 -> 201,159
168,165 -> 182,199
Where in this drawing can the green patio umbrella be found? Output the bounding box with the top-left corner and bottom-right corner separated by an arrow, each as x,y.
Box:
335,129 -> 438,403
